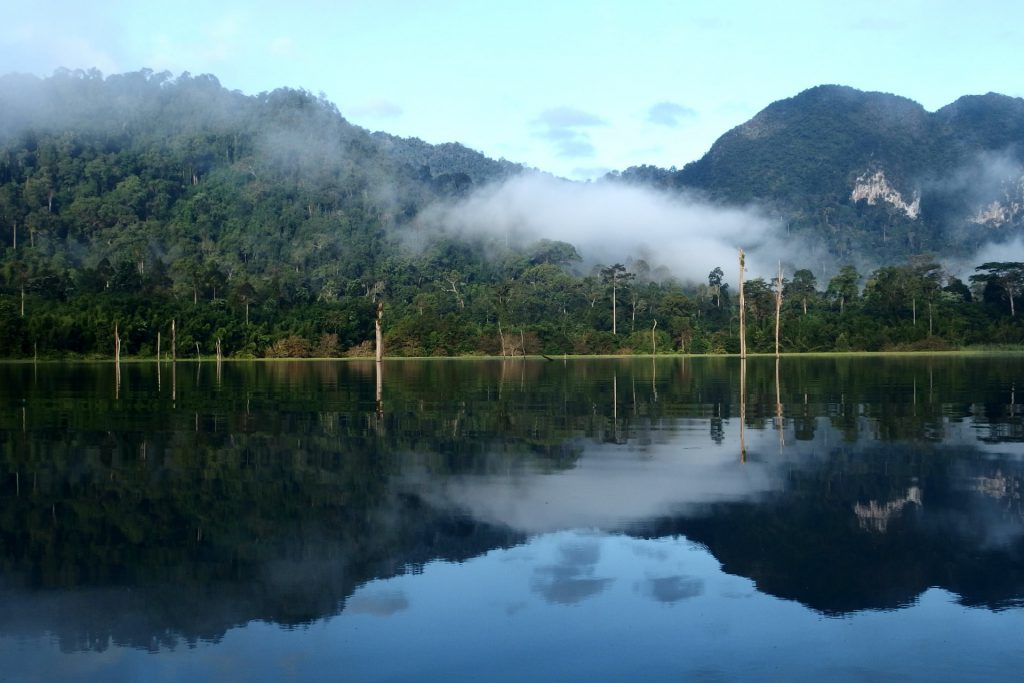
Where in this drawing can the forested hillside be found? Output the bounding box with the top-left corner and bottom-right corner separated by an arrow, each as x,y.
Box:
615,85 -> 1024,265
2,70 -> 1024,358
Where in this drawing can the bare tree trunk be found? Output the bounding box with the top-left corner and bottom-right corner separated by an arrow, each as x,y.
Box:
215,337 -> 222,362
20,285 -> 25,318
245,301 -> 249,326
157,331 -> 161,361
114,322 -> 121,364
171,320 -> 176,362
776,356 -> 785,448
195,342 -> 201,362
443,274 -> 465,309
775,263 -> 784,359
612,283 -> 617,335
375,361 -> 383,418
498,320 -> 507,357
739,357 -> 747,462
738,249 -> 746,359
375,302 -> 383,363
613,374 -> 618,423
651,319 -> 657,355
12,221 -> 15,251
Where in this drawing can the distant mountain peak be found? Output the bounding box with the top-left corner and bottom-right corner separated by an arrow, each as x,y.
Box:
618,84 -> 1024,265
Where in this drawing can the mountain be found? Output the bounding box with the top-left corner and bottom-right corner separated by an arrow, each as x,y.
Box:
3,71 -> 1024,358
615,85 -> 1024,264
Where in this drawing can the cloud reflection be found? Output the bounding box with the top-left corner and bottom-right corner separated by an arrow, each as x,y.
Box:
635,575 -> 705,604
530,539 -> 613,606
409,435 -> 784,534
344,589 -> 410,617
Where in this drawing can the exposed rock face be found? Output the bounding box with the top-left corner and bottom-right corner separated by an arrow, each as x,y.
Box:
851,169 -> 921,219
853,486 -> 922,533
970,176 -> 1024,226
972,201 -> 1014,226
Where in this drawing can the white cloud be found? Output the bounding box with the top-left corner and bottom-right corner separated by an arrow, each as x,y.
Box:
647,101 -> 697,127
532,106 -> 608,159
416,172 -> 792,284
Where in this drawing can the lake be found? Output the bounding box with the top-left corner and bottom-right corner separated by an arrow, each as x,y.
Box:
2,356 -> 1024,681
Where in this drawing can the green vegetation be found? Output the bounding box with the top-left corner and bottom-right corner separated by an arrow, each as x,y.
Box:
3,72 -> 1024,359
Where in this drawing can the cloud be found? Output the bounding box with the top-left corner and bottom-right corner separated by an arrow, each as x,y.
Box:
535,107 -> 607,128
647,101 -> 697,127
553,138 -> 596,158
953,236 -> 1024,281
924,150 -> 1024,276
348,98 -> 405,120
415,172 -> 811,285
532,106 -> 607,159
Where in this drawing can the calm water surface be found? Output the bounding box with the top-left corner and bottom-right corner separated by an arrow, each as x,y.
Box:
2,356 -> 1024,681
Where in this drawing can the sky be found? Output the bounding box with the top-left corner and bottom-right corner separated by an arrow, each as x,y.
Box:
1,1 -> 1022,180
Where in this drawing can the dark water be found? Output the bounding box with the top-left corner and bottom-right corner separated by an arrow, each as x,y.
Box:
2,356 -> 1024,681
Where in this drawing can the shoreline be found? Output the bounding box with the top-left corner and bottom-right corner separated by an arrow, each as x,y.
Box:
4,348 -> 1024,364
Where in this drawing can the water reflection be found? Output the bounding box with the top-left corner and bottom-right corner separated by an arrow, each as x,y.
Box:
1,357 -> 1024,671
635,574 -> 705,604
530,537 -> 614,605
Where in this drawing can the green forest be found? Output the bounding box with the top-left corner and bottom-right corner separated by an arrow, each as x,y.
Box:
3,69 -> 1024,359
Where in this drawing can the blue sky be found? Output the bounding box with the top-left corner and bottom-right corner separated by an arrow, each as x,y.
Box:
2,1 -> 1022,179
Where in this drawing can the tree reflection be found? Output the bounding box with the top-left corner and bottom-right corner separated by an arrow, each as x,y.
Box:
1,356 -> 1024,648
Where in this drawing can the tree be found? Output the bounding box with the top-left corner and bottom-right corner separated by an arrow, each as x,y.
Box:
785,269 -> 817,315
908,259 -> 942,331
232,280 -> 257,325
708,267 -> 724,308
600,263 -> 634,335
970,262 -> 1024,317
826,266 -> 860,315
943,276 -> 971,303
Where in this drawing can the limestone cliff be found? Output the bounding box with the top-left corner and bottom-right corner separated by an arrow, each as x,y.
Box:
970,175 -> 1024,227
851,170 -> 921,219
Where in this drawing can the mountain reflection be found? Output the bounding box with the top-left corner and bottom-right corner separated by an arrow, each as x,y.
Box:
1,357 -> 1024,652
